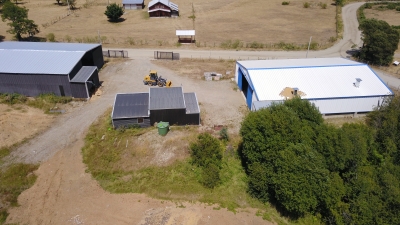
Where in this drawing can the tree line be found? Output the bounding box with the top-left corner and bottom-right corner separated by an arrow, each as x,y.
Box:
240,97 -> 400,224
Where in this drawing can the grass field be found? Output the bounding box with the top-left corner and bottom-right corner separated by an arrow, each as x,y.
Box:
81,109 -> 323,225
0,0 -> 336,48
0,144 -> 38,225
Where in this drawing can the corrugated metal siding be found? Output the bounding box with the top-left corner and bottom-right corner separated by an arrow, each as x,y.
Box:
91,46 -> 105,69
309,97 -> 384,114
113,118 -> 151,129
89,69 -> 100,86
70,83 -> 88,98
69,61 -> 83,80
184,114 -> 200,125
150,108 -> 186,125
0,73 -> 71,97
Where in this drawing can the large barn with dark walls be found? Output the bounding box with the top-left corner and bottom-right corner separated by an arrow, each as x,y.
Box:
0,42 -> 104,99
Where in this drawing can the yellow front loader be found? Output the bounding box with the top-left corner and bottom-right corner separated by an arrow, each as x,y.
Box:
143,70 -> 172,87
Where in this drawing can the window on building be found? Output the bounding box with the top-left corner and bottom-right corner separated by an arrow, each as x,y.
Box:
138,118 -> 144,123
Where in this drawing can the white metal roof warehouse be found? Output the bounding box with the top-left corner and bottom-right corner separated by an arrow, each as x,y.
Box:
235,58 -> 393,115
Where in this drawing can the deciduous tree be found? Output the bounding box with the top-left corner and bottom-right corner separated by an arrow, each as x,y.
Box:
104,3 -> 124,22
1,2 -> 39,40
358,19 -> 400,65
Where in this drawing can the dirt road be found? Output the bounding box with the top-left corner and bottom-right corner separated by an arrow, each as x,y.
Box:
6,138 -> 269,225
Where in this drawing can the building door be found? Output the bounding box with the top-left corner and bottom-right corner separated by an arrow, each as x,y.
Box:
238,69 -> 243,90
246,87 -> 253,108
59,85 -> 65,96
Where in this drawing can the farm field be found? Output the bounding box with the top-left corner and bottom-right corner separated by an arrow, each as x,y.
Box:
0,0 -> 336,48
363,7 -> 400,26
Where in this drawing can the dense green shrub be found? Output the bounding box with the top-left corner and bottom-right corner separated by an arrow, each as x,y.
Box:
46,33 -> 56,42
220,39 -> 243,49
365,3 -> 373,9
303,2 -> 310,8
396,6 -> 400,11
219,127 -> 229,141
190,133 -> 223,188
0,93 -> 27,105
282,1 -> 289,5
358,19 -> 399,65
240,96 -> 400,223
191,133 -> 222,168
387,3 -> 396,10
104,3 -> 124,22
248,41 -> 264,49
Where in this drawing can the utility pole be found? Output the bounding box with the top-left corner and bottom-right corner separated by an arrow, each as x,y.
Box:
306,36 -> 312,58
98,30 -> 101,44
66,0 -> 71,14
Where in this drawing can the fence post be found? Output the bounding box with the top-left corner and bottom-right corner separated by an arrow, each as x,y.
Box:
108,50 -> 110,58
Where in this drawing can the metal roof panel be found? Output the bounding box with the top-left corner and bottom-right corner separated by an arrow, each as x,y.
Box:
184,93 -> 200,114
0,49 -> 84,75
176,30 -> 195,36
149,87 -> 185,110
148,0 -> 178,10
0,41 -> 100,52
112,93 -> 149,119
238,57 -> 362,70
122,0 -> 143,4
248,64 -> 392,101
70,66 -> 97,83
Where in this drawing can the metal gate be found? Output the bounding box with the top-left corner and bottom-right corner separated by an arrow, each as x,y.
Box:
102,50 -> 128,58
154,51 -> 180,60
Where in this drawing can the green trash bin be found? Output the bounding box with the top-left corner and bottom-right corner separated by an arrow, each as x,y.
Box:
157,121 -> 169,136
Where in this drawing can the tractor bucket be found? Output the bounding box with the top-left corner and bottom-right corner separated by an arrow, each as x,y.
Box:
166,81 -> 172,87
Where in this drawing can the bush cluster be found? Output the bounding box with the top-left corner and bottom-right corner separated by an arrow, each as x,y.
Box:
190,133 -> 223,188
281,1 -> 290,5
240,97 -> 400,223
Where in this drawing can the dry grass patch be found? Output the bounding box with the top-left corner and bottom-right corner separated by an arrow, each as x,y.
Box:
0,0 -> 335,48
363,8 -> 400,26
324,115 -> 366,127
370,60 -> 400,79
152,58 -> 236,80
0,104 -> 55,149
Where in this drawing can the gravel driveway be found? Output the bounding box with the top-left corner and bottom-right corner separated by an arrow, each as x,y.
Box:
6,58 -> 245,165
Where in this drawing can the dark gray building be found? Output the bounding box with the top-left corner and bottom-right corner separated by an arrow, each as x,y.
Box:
112,93 -> 150,129
0,42 -> 104,99
111,87 -> 200,128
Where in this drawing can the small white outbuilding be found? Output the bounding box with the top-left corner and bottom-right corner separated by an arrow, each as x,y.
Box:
235,58 -> 393,115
